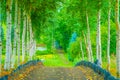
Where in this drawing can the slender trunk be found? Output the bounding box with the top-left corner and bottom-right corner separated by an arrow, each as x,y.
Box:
96,8 -> 102,66
80,41 -> 84,60
17,7 -> 21,66
22,11 -> 26,62
0,1 -> 2,73
107,1 -> 111,71
26,15 -> 29,61
83,32 -> 90,61
11,0 -> 17,68
86,11 -> 93,62
9,0 -> 13,69
29,17 -> 33,60
115,0 -> 120,77
4,0 -> 13,70
4,0 -> 11,70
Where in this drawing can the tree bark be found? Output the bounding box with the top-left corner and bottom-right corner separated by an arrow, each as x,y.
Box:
17,7 -> 21,66
107,0 -> 111,71
26,15 -> 29,61
83,32 -> 90,61
29,17 -> 33,60
22,11 -> 26,62
86,11 -> 93,62
115,0 -> 120,77
96,7 -> 102,66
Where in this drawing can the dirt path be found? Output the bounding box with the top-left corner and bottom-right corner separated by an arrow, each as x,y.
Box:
23,66 -> 86,80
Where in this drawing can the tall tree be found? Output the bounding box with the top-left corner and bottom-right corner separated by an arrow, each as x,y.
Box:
96,1 -> 102,66
0,1 -> 2,73
115,0 -> 120,77
22,11 -> 26,62
4,0 -> 13,70
17,6 -> 21,66
107,0 -> 111,71
11,0 -> 17,68
83,32 -> 90,61
86,11 -> 93,62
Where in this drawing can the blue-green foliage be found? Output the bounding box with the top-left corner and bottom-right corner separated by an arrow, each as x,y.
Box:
67,32 -> 80,62
70,32 -> 77,43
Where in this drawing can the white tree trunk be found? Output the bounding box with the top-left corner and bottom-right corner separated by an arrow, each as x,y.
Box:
96,9 -> 102,65
83,32 -> 90,61
29,17 -> 33,60
107,1 -> 111,71
11,0 -> 17,68
0,1 -> 2,73
4,0 -> 12,70
22,12 -> 26,62
80,41 -> 84,60
116,0 -> 120,77
17,7 -> 21,66
86,11 -> 93,62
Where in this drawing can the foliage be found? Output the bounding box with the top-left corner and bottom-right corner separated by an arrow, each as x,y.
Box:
67,38 -> 80,62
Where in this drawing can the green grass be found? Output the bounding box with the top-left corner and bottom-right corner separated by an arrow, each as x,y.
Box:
36,54 -> 74,67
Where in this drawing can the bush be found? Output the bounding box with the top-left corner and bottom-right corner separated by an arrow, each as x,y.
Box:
67,38 -> 80,62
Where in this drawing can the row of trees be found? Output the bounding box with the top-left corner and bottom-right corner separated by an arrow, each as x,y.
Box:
0,0 -> 36,73
39,0 -> 120,77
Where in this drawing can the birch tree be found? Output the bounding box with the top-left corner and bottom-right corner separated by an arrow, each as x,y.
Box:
4,0 -> 12,70
115,0 -> 120,77
11,0 -> 17,68
86,11 -> 93,62
26,15 -> 30,61
17,6 -> 21,66
29,17 -> 33,60
96,1 -> 102,66
80,41 -> 84,60
83,32 -> 90,61
107,0 -> 111,71
0,1 -> 2,73
22,11 -> 26,62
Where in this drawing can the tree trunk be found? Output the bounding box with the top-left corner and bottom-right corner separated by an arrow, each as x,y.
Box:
0,1 -> 2,73
83,32 -> 90,61
29,17 -> 33,60
17,7 -> 21,66
107,0 -> 111,71
11,0 -> 17,68
86,11 -> 93,62
26,15 -> 29,61
115,0 -> 120,77
4,0 -> 12,70
96,8 -> 102,66
22,11 -> 26,62
80,41 -> 84,60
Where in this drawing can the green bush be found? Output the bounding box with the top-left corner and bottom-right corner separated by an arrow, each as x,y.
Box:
67,38 -> 80,62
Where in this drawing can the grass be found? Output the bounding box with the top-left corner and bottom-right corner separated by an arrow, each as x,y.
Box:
36,54 -> 73,67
